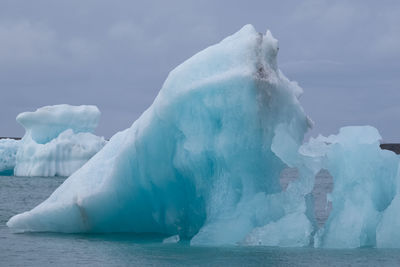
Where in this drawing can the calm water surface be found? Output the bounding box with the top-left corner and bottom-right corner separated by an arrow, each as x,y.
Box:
1,175 -> 400,266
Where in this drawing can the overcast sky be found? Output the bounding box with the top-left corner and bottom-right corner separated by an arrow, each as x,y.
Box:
0,0 -> 399,142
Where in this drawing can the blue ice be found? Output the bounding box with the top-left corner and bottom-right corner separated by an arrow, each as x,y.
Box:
7,25 -> 400,248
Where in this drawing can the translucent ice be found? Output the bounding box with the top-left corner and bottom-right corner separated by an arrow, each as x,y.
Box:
0,139 -> 20,175
376,164 -> 400,248
16,104 -> 100,144
7,25 -> 314,246
8,25 -> 400,249
301,126 -> 400,248
14,105 -> 107,177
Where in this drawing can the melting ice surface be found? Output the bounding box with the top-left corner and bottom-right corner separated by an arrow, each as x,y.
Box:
299,126 -> 400,248
7,25 -> 400,248
14,105 -> 107,177
7,25 -> 313,245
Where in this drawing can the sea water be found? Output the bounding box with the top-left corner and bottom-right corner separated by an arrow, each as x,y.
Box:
1,174 -> 400,266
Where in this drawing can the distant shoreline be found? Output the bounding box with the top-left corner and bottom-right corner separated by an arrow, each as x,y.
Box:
380,144 -> 400,154
0,137 -> 21,140
2,137 -> 399,155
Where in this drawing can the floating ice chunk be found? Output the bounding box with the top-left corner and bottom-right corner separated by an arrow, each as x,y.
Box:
7,25 -> 312,246
163,234 -> 180,244
376,165 -> 400,248
14,104 -> 106,177
0,139 -> 20,175
301,126 -> 400,248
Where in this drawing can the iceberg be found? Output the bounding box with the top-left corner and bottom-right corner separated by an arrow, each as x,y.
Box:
7,25 -> 315,246
13,104 -> 107,177
0,138 -> 20,175
300,126 -> 400,248
7,25 -> 400,249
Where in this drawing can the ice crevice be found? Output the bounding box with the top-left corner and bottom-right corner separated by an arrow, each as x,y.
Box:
6,24 -> 400,249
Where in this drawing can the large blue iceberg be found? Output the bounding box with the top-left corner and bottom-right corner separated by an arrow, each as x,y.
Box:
7,25 -> 400,248
7,25 -> 314,245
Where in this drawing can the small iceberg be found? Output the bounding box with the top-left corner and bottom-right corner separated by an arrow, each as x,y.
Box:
14,104 -> 107,177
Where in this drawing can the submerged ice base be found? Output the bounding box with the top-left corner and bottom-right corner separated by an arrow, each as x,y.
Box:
14,105 -> 107,177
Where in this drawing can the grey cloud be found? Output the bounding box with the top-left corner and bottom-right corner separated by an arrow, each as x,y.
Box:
0,0 -> 399,142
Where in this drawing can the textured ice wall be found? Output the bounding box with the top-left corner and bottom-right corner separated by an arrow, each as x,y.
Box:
299,126 -> 400,248
377,177 -> 400,248
0,139 -> 20,175
7,25 -> 314,246
14,105 -> 107,177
